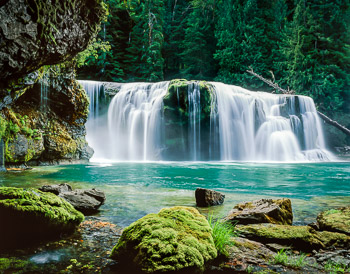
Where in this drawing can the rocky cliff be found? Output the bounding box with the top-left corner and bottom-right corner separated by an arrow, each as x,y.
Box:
0,0 -> 106,165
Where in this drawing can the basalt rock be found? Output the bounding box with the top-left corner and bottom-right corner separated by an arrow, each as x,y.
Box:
195,187 -> 225,207
224,198 -> 293,225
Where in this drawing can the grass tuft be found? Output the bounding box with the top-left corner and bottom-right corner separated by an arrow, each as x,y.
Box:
208,214 -> 238,257
272,249 -> 307,269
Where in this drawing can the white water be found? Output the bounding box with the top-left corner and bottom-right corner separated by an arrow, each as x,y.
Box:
79,80 -> 333,162
108,82 -> 169,161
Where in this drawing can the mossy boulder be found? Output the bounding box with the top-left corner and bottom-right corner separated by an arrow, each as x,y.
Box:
163,80 -> 217,160
238,223 -> 350,251
224,198 -> 293,225
317,207 -> 350,235
110,206 -> 217,273
0,187 -> 84,249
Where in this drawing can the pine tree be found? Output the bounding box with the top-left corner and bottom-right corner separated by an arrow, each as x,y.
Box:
180,0 -> 217,80
281,0 -> 350,111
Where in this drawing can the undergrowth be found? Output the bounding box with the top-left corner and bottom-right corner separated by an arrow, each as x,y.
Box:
208,214 -> 238,257
272,249 -> 307,269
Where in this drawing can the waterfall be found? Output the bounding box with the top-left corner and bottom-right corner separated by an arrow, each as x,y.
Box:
108,82 -> 169,161
210,82 -> 332,161
40,73 -> 49,111
79,80 -> 107,160
80,80 -> 333,162
187,83 -> 201,160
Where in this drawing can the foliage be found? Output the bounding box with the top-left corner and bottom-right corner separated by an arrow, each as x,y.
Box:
272,249 -> 307,269
324,261 -> 350,273
76,0 -> 350,113
208,214 -> 237,257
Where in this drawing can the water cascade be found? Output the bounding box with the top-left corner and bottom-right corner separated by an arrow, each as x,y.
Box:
80,80 -> 333,162
79,80 -> 108,160
107,82 -> 169,161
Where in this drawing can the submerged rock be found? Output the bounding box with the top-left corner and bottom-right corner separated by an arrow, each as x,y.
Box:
39,184 -> 105,214
238,223 -> 350,251
317,207 -> 350,235
110,206 -> 217,273
0,187 -> 84,249
224,198 -> 293,225
195,187 -> 225,207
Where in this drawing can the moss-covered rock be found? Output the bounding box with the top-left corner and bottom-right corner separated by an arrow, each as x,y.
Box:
110,206 -> 217,273
317,207 -> 350,235
163,80 -> 217,160
224,198 -> 293,225
238,223 -> 350,251
0,187 -> 84,249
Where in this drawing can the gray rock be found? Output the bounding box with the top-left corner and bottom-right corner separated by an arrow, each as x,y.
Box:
195,187 -> 225,207
39,184 -> 105,214
224,198 -> 293,225
39,183 -> 72,195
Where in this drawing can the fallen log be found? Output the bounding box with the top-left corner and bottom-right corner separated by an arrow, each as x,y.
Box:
246,69 -> 350,137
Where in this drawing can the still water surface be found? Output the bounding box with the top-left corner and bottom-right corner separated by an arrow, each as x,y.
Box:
1,161 -> 349,226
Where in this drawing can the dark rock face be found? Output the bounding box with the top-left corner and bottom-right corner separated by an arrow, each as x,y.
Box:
195,187 -> 225,207
0,0 -> 106,165
39,184 -> 106,214
224,198 -> 293,225
0,0 -> 106,90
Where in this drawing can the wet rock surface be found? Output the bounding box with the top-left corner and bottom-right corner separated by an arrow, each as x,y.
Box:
224,198 -> 293,225
39,184 -> 106,214
195,187 -> 225,207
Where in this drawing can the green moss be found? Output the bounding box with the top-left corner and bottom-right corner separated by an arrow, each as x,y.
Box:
0,257 -> 29,271
0,187 -> 84,245
238,223 -> 350,251
0,116 -> 7,140
317,207 -> 350,235
111,206 -> 217,273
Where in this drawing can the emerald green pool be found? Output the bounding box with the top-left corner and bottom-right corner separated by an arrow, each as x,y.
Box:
1,161 -> 349,226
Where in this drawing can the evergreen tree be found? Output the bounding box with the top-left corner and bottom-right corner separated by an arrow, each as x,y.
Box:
180,0 -> 217,80
281,0 -> 350,111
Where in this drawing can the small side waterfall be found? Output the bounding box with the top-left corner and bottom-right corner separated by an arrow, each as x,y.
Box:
80,80 -> 333,162
79,80 -> 107,160
40,73 -> 49,111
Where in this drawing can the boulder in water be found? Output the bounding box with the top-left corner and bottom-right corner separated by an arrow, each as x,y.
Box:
39,184 -> 105,214
195,187 -> 225,207
224,198 -> 293,225
0,187 -> 84,249
110,206 -> 217,273
317,207 -> 350,235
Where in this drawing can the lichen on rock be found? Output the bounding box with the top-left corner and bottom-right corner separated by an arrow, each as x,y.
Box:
110,206 -> 217,273
0,187 -> 84,249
